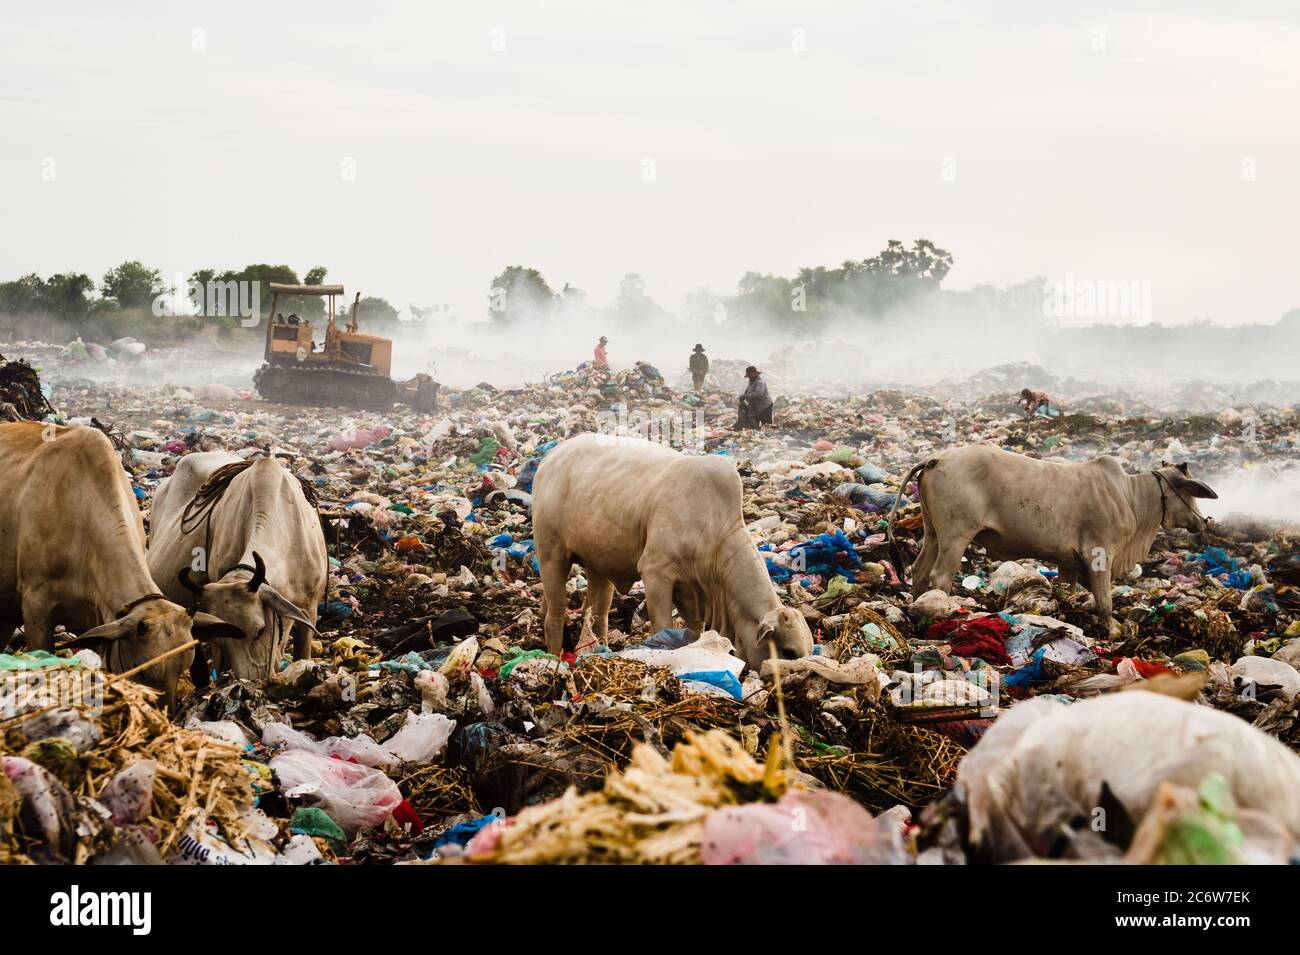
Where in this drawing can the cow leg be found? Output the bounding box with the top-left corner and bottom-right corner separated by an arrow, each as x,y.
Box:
540,554 -> 572,655
640,569 -> 677,635
291,619 -> 315,661
582,573 -> 615,641
928,533 -> 972,594
911,538 -> 937,598
1087,563 -> 1115,630
20,600 -> 56,652
675,585 -> 704,635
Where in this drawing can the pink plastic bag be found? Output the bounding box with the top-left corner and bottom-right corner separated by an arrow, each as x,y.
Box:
701,789 -> 910,865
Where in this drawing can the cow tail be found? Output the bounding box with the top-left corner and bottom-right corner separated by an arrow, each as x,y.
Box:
887,458 -> 936,585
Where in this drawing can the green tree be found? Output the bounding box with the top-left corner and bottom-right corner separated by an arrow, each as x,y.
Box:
42,272 -> 95,319
101,260 -> 165,310
0,274 -> 53,315
338,296 -> 400,332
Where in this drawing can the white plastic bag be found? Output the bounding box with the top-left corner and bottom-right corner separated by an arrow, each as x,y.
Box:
98,759 -> 156,826
380,712 -> 457,765
262,713 -> 455,770
959,693 -> 1300,861
269,750 -> 403,834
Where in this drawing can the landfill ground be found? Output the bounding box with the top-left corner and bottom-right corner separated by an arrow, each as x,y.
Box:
4,345 -> 1300,866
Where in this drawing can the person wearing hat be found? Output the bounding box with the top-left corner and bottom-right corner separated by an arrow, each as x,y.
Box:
737,365 -> 773,429
688,343 -> 709,391
593,336 -> 609,370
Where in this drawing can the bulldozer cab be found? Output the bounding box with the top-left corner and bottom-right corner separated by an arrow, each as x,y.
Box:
263,283 -> 393,377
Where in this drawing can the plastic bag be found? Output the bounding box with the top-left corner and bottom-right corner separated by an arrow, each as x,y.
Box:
98,760 -> 156,826
619,631 -> 744,678
269,749 -> 403,834
1230,655 -> 1300,698
959,693 -> 1300,862
184,718 -> 251,748
380,712 -> 457,765
262,723 -> 393,767
701,789 -> 910,865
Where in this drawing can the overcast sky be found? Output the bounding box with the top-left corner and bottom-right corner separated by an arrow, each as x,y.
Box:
2,1 -> 1297,326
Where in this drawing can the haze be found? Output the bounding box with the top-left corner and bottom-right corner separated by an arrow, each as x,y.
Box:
2,1 -> 1298,329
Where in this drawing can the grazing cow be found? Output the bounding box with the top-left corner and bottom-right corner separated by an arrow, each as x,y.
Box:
147,452 -> 326,682
0,423 -> 244,707
531,433 -> 813,667
889,446 -> 1217,627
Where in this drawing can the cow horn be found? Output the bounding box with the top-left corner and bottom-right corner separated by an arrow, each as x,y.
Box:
248,551 -> 267,593
177,567 -> 203,597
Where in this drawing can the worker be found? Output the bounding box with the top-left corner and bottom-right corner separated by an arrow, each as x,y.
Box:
1019,388 -> 1052,417
737,365 -> 773,429
688,344 -> 709,391
593,336 -> 609,369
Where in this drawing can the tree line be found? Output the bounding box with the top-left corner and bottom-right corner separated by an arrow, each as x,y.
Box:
0,262 -> 405,344
487,238 -> 961,333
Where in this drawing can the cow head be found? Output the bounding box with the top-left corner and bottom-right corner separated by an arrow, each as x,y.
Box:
62,598 -> 245,710
748,606 -> 814,667
178,552 -> 317,681
1154,462 -> 1218,532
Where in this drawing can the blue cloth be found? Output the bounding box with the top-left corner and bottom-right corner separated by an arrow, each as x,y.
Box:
788,530 -> 862,580
678,670 -> 744,701
1003,646 -> 1049,689
434,814 -> 498,849
1190,547 -> 1251,589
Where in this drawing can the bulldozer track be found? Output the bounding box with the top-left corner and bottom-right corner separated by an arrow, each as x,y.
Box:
253,362 -> 397,411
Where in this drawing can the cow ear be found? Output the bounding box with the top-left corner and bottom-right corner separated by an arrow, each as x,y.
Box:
60,617 -> 134,647
191,612 -> 249,641
258,585 -> 319,633
1179,478 -> 1217,499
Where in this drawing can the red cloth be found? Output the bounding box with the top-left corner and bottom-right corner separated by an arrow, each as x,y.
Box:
1122,657 -> 1175,679
391,799 -> 424,834
928,615 -> 1013,666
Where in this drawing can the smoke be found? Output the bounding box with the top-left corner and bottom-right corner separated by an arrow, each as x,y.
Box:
6,271 -> 1300,410
385,280 -> 1300,406
1202,464 -> 1300,533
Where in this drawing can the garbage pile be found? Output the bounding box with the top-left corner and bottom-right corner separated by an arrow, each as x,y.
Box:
0,352 -> 54,422
3,357 -> 1300,864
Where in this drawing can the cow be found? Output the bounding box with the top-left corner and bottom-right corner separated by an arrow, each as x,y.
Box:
0,423 -> 245,707
531,433 -> 813,667
888,445 -> 1217,627
147,451 -> 327,683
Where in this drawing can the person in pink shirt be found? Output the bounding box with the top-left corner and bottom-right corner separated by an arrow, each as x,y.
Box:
593,336 -> 609,369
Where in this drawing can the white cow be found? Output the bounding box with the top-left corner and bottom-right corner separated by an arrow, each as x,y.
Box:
531,433 -> 812,667
890,446 -> 1217,625
148,452 -> 327,682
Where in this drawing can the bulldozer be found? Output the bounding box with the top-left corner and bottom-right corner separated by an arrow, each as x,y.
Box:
253,283 -> 398,410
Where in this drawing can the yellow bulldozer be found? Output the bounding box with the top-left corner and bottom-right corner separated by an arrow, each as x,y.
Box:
253,283 -> 398,410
